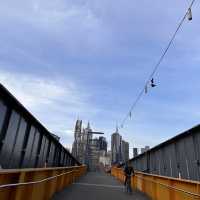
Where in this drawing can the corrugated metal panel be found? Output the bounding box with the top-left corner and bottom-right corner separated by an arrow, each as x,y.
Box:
129,128 -> 200,181
0,100 -> 7,133
0,84 -> 80,169
22,126 -> 37,168
0,111 -> 20,168
9,117 -> 27,168
192,131 -> 200,180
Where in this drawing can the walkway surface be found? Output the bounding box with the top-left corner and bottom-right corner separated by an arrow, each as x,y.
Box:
52,172 -> 150,200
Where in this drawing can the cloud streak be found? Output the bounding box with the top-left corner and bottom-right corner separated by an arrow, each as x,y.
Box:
0,70 -> 100,146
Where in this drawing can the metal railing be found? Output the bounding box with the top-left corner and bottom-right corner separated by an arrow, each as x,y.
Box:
0,165 -> 87,200
111,167 -> 200,200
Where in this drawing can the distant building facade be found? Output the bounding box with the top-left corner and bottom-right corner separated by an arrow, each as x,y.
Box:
121,140 -> 129,163
145,146 -> 150,151
72,120 -> 107,171
141,146 -> 150,154
88,138 -> 100,171
111,128 -> 122,164
72,120 -> 82,161
133,148 -> 138,158
72,121 -> 92,166
99,137 -> 107,152
99,155 -> 111,167
141,148 -> 145,154
111,127 -> 129,164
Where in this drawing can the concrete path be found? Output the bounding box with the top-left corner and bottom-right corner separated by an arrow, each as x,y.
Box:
52,172 -> 150,200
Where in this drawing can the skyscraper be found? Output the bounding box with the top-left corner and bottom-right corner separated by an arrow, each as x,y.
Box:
72,120 -> 82,160
99,137 -> 107,152
133,148 -> 138,158
81,122 -> 93,165
141,148 -> 145,154
141,146 -> 150,154
111,127 -> 122,164
121,140 -> 129,163
72,120 -> 107,171
72,120 -> 92,164
88,138 -> 100,171
145,146 -> 150,151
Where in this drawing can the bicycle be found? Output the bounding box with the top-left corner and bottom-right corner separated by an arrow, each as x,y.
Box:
125,175 -> 132,194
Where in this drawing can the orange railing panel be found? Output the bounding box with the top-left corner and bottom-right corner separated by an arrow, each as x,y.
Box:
111,167 -> 200,200
0,165 -> 87,200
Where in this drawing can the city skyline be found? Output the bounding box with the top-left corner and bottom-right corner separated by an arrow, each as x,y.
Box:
71,119 -> 109,170
0,0 -> 200,156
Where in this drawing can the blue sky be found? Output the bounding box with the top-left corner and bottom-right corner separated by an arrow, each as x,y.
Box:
0,0 -> 200,156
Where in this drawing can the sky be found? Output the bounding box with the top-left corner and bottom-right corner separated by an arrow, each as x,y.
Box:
0,0 -> 200,157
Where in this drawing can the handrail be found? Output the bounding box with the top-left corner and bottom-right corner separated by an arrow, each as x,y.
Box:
111,167 -> 200,200
0,166 -> 83,174
0,170 -> 74,189
135,174 -> 200,198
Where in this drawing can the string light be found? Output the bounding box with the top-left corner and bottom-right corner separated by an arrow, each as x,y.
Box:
129,111 -> 132,119
187,8 -> 193,20
119,0 -> 196,130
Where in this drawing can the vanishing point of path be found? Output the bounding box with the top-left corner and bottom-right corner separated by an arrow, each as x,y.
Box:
52,172 -> 150,200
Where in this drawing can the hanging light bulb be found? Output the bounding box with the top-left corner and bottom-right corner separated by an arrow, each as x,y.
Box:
145,85 -> 148,94
151,78 -> 156,88
129,111 -> 132,119
187,8 -> 192,21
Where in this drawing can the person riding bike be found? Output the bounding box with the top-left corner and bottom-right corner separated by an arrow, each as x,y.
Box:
123,161 -> 134,193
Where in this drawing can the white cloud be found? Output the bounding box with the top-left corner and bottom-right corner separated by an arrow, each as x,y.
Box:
0,70 -> 75,108
0,70 -> 100,147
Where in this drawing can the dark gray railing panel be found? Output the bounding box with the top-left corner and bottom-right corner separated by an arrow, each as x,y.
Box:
130,125 -> 200,181
0,84 -> 80,169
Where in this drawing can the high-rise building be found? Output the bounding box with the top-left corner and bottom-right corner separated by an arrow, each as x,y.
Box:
121,140 -> 129,163
111,127 -> 122,164
133,148 -> 138,158
82,122 -> 93,165
141,146 -> 150,154
99,137 -> 107,152
72,120 -> 108,171
141,148 -> 145,154
72,120 -> 82,160
99,150 -> 111,168
72,120 -> 92,165
88,138 -> 100,171
145,146 -> 150,151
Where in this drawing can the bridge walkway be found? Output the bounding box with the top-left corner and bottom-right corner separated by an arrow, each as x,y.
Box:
52,171 -> 150,200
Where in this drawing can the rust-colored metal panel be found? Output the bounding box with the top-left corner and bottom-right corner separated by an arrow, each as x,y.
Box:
0,165 -> 87,200
111,167 -> 200,200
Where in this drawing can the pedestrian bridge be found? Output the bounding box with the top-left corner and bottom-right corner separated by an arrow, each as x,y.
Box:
53,171 -> 148,200
0,165 -> 200,200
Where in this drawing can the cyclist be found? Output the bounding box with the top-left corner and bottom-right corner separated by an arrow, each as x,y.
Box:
124,161 -> 134,193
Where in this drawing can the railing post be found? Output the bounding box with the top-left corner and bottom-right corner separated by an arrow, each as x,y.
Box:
43,170 -> 57,200
169,179 -> 175,200
14,172 -> 26,200
0,165 -> 86,200
197,182 -> 200,196
152,176 -> 157,200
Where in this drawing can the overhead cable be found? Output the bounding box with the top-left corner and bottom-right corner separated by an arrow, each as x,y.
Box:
120,0 -> 196,129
